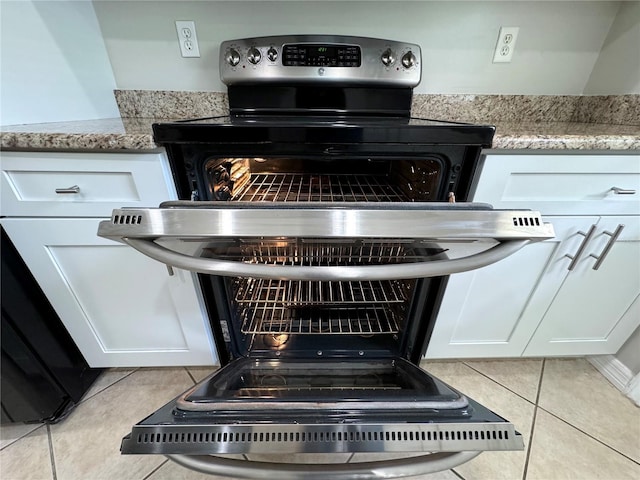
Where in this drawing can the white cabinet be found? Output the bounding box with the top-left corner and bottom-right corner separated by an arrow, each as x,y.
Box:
427,153 -> 640,359
0,152 -> 216,367
523,215 -> 640,356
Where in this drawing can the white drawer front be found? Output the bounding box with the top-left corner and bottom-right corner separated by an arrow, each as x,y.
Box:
1,151 -> 176,217
474,154 -> 640,216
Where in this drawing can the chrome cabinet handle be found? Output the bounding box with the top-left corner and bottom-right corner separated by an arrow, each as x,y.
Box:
589,224 -> 624,270
564,225 -> 597,271
123,238 -> 529,281
167,451 -> 482,480
55,185 -> 80,194
610,187 -> 636,195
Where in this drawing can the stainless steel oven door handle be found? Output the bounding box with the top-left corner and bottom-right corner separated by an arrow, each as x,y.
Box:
167,451 -> 481,480
123,238 -> 529,280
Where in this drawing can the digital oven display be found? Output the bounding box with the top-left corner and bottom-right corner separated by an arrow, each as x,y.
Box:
282,44 -> 361,67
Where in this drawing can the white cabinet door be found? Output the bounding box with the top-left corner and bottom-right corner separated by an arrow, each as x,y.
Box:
524,216 -> 640,356
426,217 -> 597,358
1,218 -> 217,368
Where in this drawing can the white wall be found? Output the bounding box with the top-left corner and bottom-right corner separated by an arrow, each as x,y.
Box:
0,1 -> 119,126
584,1 -> 640,94
92,0 -> 621,95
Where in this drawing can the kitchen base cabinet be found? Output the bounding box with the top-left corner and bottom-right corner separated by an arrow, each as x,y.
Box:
427,153 -> 640,359
0,218 -> 216,367
524,216 -> 640,356
427,217 -> 598,358
0,151 -> 217,368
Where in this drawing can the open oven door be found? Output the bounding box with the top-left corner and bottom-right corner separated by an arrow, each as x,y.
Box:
99,201 -> 553,281
119,356 -> 520,479
98,201 -> 553,479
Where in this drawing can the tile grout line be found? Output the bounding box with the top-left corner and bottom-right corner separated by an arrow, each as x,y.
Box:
79,368 -> 139,405
451,467 -> 467,479
462,359 -> 640,468
0,423 -> 44,452
521,358 -> 546,480
462,361 -> 537,407
184,367 -> 198,385
535,405 -> 640,466
46,424 -> 58,480
142,458 -> 169,480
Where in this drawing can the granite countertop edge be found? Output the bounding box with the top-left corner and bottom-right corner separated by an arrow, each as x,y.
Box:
1,117 -> 639,151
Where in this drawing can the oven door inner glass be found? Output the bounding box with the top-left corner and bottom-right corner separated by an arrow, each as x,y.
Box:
177,357 -> 466,413
120,356 -> 525,455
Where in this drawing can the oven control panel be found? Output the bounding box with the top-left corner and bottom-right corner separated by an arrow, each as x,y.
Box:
220,35 -> 421,87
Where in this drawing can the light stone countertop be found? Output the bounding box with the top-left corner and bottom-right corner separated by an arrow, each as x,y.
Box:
1,116 -> 639,151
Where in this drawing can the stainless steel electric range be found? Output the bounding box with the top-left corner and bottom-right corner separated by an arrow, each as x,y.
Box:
98,35 -> 554,479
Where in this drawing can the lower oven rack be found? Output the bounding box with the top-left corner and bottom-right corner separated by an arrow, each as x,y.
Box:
239,304 -> 401,335
234,241 -> 425,266
234,278 -> 409,305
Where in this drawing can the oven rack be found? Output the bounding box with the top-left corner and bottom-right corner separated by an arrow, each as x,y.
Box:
235,242 -> 422,265
232,173 -> 409,202
239,304 -> 401,335
234,278 -> 409,306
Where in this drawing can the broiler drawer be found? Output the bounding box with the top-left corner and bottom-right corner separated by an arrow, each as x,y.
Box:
0,151 -> 175,217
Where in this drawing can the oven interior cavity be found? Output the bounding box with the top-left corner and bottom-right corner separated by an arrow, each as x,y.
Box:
203,238 -> 448,359
204,157 -> 446,202
199,157 -> 452,359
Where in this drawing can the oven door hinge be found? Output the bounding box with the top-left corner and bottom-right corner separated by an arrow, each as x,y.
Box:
219,320 -> 231,342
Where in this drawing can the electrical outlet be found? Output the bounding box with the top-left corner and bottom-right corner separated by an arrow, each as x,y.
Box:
175,21 -> 200,58
493,27 -> 519,63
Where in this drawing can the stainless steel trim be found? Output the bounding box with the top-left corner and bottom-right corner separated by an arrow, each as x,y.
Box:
123,422 -> 523,454
590,224 -> 625,270
220,35 -> 421,87
122,238 -> 529,281
611,187 -> 636,195
98,205 -> 555,241
55,185 -> 80,194
564,225 -> 597,271
166,451 -> 482,480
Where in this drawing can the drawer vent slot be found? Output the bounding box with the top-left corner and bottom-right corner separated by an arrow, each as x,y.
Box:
512,216 -> 541,227
113,214 -> 142,225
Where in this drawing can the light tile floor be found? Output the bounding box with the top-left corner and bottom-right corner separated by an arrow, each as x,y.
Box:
1,359 -> 639,480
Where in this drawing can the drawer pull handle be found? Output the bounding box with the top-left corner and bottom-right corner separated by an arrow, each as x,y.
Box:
564,224 -> 597,271
55,185 -> 80,194
589,224 -> 624,270
610,187 -> 636,195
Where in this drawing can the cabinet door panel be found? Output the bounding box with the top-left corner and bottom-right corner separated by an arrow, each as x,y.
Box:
524,216 -> 640,356
0,218 -> 216,367
426,217 -> 598,358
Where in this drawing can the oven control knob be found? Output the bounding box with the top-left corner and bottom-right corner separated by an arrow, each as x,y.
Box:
401,50 -> 417,69
226,48 -> 240,67
381,48 -> 395,66
267,47 -> 278,62
247,47 -> 261,64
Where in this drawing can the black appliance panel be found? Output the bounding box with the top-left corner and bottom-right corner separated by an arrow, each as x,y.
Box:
1,227 -> 102,423
282,44 -> 361,67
